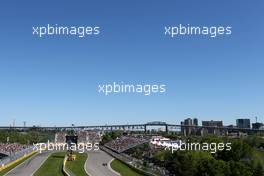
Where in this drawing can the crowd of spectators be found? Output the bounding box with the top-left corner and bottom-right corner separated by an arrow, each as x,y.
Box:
55,132 -> 66,143
85,131 -> 101,143
0,143 -> 31,155
105,135 -> 151,153
78,131 -> 88,143
78,130 -> 101,143
55,131 -> 101,144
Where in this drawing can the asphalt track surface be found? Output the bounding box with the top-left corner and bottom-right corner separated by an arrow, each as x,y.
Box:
86,150 -> 119,176
5,151 -> 50,176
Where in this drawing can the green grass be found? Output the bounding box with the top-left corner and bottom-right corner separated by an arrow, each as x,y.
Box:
253,149 -> 264,167
34,152 -> 65,176
0,152 -> 36,175
66,152 -> 88,176
111,159 -> 145,176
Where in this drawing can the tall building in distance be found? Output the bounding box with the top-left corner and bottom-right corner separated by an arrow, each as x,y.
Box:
193,118 -> 198,126
252,122 -> 264,130
236,119 -> 250,129
202,120 -> 223,135
202,120 -> 223,127
184,118 -> 193,126
181,118 -> 198,136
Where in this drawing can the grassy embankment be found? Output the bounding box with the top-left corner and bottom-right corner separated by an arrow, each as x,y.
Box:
34,152 -> 65,176
111,159 -> 145,176
66,152 -> 88,176
34,152 -> 88,176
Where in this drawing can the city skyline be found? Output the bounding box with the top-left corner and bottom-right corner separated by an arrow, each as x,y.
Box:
3,117 -> 263,129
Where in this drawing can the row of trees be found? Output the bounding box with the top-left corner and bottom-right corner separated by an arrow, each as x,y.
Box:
151,136 -> 264,176
0,130 -> 54,144
98,131 -> 264,175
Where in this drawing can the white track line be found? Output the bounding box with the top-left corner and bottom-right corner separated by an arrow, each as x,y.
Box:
30,152 -> 51,176
84,152 -> 93,176
4,152 -> 37,176
107,158 -> 121,176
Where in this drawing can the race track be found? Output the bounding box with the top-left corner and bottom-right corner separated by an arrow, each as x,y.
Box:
5,151 -> 50,176
85,150 -> 119,176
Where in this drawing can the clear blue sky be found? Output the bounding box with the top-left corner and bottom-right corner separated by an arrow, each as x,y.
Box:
0,1 -> 263,126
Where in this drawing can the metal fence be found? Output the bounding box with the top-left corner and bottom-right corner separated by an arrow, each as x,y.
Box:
0,147 -> 34,167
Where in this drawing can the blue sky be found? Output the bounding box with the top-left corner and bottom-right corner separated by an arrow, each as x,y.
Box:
0,1 -> 263,126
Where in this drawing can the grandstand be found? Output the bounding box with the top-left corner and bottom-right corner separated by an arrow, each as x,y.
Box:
55,130 -> 101,144
77,130 -> 101,143
0,143 -> 31,156
105,135 -> 151,153
0,142 -> 34,174
54,132 -> 67,143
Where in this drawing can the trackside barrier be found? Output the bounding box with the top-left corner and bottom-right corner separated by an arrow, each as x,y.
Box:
100,146 -> 157,176
62,155 -> 76,176
62,155 -> 70,176
0,150 -> 37,172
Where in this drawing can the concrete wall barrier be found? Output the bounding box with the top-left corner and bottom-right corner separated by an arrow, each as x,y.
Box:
0,150 -> 37,172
